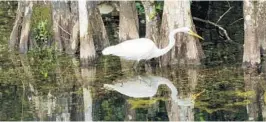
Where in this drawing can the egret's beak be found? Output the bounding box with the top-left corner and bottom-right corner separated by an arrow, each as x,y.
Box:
188,30 -> 204,40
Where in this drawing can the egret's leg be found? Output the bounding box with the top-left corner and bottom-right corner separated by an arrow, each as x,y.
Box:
138,75 -> 143,83
133,61 -> 139,72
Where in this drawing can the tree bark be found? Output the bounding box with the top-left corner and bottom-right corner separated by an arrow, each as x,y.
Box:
60,2 -> 71,52
81,67 -> 96,121
119,1 -> 139,42
79,0 -> 96,66
243,0 -> 261,68
160,0 -> 204,66
244,70 -> 261,121
19,1 -> 33,54
142,1 -> 159,45
67,1 -> 79,55
142,1 -> 160,70
52,1 -> 71,52
52,1 -> 63,51
257,1 -> 266,56
119,1 -> 139,70
9,2 -> 24,51
87,1 -> 110,53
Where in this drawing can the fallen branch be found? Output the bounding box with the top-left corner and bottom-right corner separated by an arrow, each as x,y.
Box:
53,14 -> 72,36
193,17 -> 232,41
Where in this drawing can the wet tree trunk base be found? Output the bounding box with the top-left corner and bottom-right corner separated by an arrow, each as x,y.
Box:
160,0 -> 204,66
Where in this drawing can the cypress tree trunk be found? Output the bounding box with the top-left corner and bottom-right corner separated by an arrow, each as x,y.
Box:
142,1 -> 159,45
243,0 -> 260,68
81,67 -> 96,121
52,1 -> 63,51
257,1 -> 266,56
52,1 -> 71,52
160,0 -> 203,66
119,1 -> 139,42
19,1 -> 33,53
9,2 -> 24,51
68,1 -> 79,55
244,70 -> 260,121
79,0 -> 96,66
87,1 -> 110,53
142,1 -> 160,70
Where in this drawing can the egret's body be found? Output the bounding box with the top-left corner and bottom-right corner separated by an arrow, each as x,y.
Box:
102,27 -> 203,62
104,75 -> 177,99
103,38 -> 157,61
104,75 -> 194,106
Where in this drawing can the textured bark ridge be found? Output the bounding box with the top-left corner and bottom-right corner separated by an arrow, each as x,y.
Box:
9,2 -> 24,51
257,1 -> 266,56
68,1 -> 79,55
160,0 -> 204,66
52,1 -> 64,52
243,0 -> 261,68
19,1 -> 33,54
244,70 -> 260,121
87,1 -> 110,53
142,1 -> 160,70
79,0 -> 96,66
142,1 -> 159,45
119,1 -> 139,42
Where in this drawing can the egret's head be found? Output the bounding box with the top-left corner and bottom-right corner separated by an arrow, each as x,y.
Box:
182,27 -> 204,40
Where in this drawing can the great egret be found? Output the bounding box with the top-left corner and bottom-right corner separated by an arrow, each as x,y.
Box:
104,75 -> 194,106
102,27 -> 203,62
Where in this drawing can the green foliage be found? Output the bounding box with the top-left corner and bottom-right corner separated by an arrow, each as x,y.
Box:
0,1 -> 16,51
155,1 -> 163,14
28,48 -> 56,79
33,20 -> 51,47
98,95 -> 125,121
135,1 -> 163,19
31,4 -> 53,48
135,2 -> 145,15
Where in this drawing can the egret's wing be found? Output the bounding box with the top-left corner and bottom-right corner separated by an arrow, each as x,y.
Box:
104,80 -> 156,98
113,38 -> 156,60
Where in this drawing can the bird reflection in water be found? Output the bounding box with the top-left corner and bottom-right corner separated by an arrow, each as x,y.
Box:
103,75 -> 196,107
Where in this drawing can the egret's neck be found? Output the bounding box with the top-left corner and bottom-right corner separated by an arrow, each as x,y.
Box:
155,28 -> 184,57
157,79 -> 178,102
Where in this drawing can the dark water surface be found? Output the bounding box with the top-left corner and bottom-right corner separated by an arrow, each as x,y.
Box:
0,1 -> 263,121
0,55 -> 264,121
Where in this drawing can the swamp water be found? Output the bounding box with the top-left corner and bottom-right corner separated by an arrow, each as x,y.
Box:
0,1 -> 262,121
0,54 -> 264,121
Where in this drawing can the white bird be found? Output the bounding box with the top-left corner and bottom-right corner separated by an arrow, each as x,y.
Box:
102,27 -> 203,62
104,75 -> 194,106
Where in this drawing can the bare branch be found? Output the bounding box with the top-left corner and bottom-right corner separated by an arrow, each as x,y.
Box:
193,17 -> 232,41
226,0 -> 231,7
216,6 -> 233,24
229,18 -> 243,25
52,14 -> 71,36
56,21 -> 72,36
